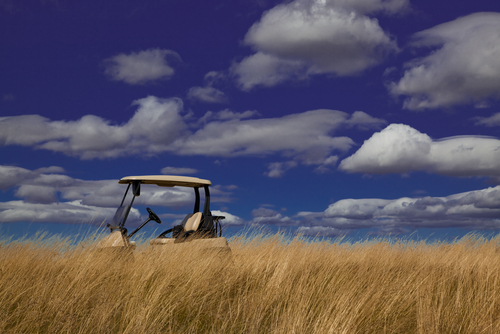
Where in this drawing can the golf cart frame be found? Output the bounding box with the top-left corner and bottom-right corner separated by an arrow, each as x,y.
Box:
102,175 -> 226,249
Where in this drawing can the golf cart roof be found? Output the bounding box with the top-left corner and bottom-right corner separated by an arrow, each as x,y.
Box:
119,175 -> 212,188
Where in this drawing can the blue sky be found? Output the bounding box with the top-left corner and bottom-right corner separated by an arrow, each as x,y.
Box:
1,0 -> 500,241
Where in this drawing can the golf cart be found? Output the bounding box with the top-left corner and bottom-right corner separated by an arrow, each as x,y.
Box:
96,175 -> 229,254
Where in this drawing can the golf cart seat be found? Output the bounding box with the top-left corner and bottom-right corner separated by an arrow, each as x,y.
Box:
149,212 -> 203,245
184,212 -> 203,233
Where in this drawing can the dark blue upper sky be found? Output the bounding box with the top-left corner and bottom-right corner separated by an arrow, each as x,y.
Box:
1,0 -> 500,240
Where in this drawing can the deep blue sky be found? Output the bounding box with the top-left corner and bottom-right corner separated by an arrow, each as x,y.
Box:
1,0 -> 500,241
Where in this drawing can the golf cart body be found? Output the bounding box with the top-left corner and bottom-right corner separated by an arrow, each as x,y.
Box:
97,175 -> 228,252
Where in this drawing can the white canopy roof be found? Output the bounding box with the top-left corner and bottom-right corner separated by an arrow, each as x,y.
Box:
119,175 -> 212,187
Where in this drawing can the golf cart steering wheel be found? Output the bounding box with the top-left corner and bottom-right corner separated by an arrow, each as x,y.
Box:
147,207 -> 161,224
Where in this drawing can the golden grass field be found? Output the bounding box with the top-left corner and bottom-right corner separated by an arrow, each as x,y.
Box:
1,232 -> 500,333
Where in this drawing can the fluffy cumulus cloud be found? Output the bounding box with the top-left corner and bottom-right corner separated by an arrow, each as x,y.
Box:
189,206 -> 297,228
390,13 -> 500,109
232,0 -> 404,90
265,161 -> 298,178
187,86 -> 228,104
251,207 -> 296,226
0,96 -> 188,159
324,0 -> 409,15
0,165 -> 235,225
339,123 -> 500,181
211,210 -> 245,226
197,109 -> 259,124
298,186 -> 500,235
0,165 -> 128,224
187,71 -> 229,104
475,113 -> 500,127
170,109 -> 385,166
0,200 -> 125,225
231,53 -> 305,90
104,49 -> 180,85
0,98 -> 385,170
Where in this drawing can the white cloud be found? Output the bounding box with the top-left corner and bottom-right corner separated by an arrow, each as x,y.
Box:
313,155 -> 339,174
265,161 -> 298,178
34,166 -> 66,174
345,111 -> 387,130
170,109 -> 356,164
209,185 -> 238,204
325,198 -> 392,219
390,13 -> 500,109
0,96 -> 188,159
475,113 -> 500,127
187,71 -> 229,103
0,114 -> 67,146
204,71 -> 225,83
0,200 -> 128,225
213,109 -> 258,120
298,186 -> 500,234
339,123 -> 500,180
211,210 -> 245,226
197,109 -> 259,124
232,0 -> 400,90
324,0 -> 409,15
15,185 -> 58,204
0,165 -> 35,190
187,86 -> 228,104
251,207 -> 296,226
231,52 -> 306,90
104,49 -> 180,85
161,167 -> 198,175
0,168 -> 130,224
0,166 -> 121,207
0,97 -> 385,170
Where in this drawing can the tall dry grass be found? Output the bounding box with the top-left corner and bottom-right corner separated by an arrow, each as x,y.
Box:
1,233 -> 500,333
